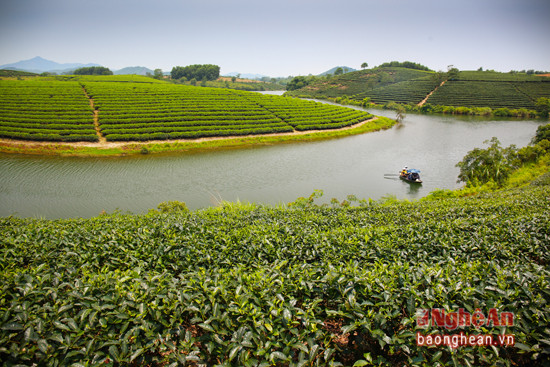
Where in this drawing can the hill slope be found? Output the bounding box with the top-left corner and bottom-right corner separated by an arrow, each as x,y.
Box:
318,66 -> 357,76
287,67 -> 550,110
114,66 -> 154,75
288,67 -> 434,100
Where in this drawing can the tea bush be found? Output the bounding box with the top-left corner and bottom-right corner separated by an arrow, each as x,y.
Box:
0,80 -> 97,142
1,183 -> 549,366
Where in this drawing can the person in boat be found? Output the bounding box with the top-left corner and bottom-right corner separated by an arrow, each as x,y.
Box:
401,166 -> 408,176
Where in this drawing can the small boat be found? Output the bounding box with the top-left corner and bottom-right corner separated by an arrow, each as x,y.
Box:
400,168 -> 422,183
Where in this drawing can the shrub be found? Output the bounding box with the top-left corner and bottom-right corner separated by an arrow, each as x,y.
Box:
156,200 -> 189,213
533,123 -> 550,144
456,137 -> 518,186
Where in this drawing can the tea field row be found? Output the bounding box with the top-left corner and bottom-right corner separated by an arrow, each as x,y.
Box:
288,68 -> 550,111
0,80 -> 97,142
0,78 -> 373,142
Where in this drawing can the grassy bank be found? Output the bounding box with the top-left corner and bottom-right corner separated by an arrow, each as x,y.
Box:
0,116 -> 395,157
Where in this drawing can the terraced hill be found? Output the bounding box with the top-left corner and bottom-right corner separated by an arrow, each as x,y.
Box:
287,67 -> 550,110
291,67 -> 434,101
427,71 -> 550,109
0,76 -> 372,142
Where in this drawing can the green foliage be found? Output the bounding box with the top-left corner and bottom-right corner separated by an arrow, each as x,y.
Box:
533,123 -> 550,143
156,200 -> 189,213
428,80 -> 540,110
287,66 -> 550,114
0,78 -> 372,143
0,69 -> 38,77
171,64 -> 220,81
517,140 -> 550,164
86,82 -> 371,141
456,137 -> 518,186
535,97 -> 550,118
73,66 -> 113,75
177,78 -> 283,91
377,61 -> 432,71
394,103 -> 406,123
0,80 -> 97,142
152,69 -> 164,80
1,183 -> 549,366
286,76 -> 311,91
446,67 -> 460,80
287,67 -> 437,104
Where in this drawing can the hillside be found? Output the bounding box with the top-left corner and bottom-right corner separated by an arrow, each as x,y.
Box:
114,66 -> 154,75
319,66 -> 357,76
287,67 -> 550,111
0,75 -> 375,143
1,175 -> 549,366
0,69 -> 38,77
179,77 -> 284,91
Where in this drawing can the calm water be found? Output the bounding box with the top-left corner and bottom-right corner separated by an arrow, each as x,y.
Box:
0,103 -> 544,218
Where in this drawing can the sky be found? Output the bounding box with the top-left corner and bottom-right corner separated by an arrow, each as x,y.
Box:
0,0 -> 549,77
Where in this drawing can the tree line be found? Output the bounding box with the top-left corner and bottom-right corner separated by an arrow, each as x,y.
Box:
170,64 -> 220,81
377,61 -> 432,71
73,66 -> 113,75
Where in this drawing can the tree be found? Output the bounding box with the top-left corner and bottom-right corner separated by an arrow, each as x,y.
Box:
456,137 -> 517,186
533,123 -> 550,143
334,67 -> 344,76
394,104 -> 406,123
447,67 -> 459,80
286,76 -> 310,91
431,71 -> 445,85
73,66 -> 113,75
535,97 -> 550,118
361,62 -> 368,69
378,61 -> 432,71
153,69 -> 163,79
171,64 -> 220,81
231,76 -> 237,83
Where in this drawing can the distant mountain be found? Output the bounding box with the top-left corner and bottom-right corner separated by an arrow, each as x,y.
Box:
223,72 -> 269,80
114,66 -> 154,75
319,66 -> 357,76
0,56 -> 101,74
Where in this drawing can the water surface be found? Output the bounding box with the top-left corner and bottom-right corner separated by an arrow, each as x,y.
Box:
0,106 -> 544,218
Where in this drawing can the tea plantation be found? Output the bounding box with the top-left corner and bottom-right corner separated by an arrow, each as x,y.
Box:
1,180 -> 549,366
0,77 -> 372,143
287,68 -> 550,111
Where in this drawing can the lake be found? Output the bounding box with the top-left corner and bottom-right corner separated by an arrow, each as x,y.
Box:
0,100 -> 544,218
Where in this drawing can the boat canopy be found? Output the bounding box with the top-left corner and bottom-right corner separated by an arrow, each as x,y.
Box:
408,169 -> 421,173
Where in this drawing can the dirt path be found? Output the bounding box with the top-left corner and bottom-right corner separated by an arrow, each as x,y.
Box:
417,80 -> 446,107
81,86 -> 106,143
0,117 -> 380,150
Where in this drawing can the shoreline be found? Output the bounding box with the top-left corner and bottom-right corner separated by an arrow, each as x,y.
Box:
0,116 -> 395,157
